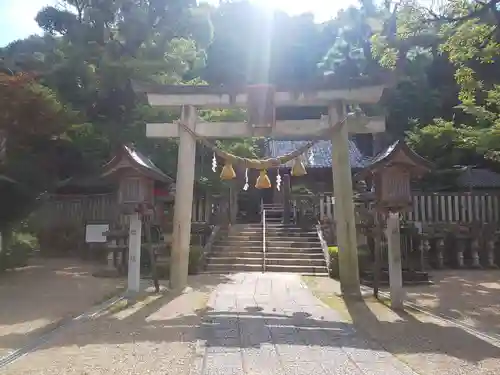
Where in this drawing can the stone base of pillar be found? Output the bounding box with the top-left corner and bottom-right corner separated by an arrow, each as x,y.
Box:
436,253 -> 444,269
457,252 -> 464,268
471,254 -> 482,268
106,249 -> 116,270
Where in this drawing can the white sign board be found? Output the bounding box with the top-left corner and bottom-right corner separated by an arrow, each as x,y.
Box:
85,224 -> 110,243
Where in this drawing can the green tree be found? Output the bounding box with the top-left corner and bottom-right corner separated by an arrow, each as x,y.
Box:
0,72 -> 74,228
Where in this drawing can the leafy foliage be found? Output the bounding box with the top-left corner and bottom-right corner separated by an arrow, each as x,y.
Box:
4,0 -> 500,232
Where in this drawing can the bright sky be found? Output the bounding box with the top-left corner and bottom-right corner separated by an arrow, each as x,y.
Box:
0,0 -> 358,47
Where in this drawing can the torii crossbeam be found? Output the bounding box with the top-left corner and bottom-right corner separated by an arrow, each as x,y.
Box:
135,82 -> 386,296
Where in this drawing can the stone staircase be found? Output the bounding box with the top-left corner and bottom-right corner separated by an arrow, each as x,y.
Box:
204,222 -> 329,276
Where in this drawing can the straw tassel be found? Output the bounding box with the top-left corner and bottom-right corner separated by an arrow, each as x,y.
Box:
291,157 -> 307,177
212,152 -> 217,172
255,170 -> 271,189
220,163 -> 236,180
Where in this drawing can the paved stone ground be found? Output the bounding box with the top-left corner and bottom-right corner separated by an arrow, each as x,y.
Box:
1,272 -> 418,375
194,272 -> 417,375
0,257 -> 124,358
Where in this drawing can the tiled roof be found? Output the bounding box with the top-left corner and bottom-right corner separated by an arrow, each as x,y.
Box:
456,168 -> 500,189
123,145 -> 173,183
266,139 -> 366,168
360,140 -> 433,171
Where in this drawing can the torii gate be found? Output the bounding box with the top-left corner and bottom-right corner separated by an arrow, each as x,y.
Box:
134,82 -> 386,296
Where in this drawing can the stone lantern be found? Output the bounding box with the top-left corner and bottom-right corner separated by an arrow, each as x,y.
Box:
357,141 -> 432,213
355,140 -> 432,309
100,144 -> 174,293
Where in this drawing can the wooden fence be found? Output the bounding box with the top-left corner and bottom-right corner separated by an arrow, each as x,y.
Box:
313,192 -> 500,224
38,193 -> 213,229
37,193 -> 116,228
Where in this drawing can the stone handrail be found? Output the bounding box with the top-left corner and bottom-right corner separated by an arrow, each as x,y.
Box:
262,208 -> 267,273
316,222 -> 330,273
199,225 -> 221,271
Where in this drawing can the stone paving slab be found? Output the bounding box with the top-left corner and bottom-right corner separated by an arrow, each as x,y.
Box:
194,272 -> 417,375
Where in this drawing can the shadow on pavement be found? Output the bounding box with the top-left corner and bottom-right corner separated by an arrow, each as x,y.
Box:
343,296 -> 500,364
2,276 -> 499,365
401,270 -> 500,337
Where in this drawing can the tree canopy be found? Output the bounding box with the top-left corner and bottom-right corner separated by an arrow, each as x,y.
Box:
2,0 -> 500,226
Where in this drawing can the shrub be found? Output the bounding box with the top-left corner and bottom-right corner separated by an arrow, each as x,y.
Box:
156,264 -> 170,279
188,245 -> 203,275
0,231 -> 38,271
328,246 -> 339,279
327,245 -> 374,279
37,224 -> 82,257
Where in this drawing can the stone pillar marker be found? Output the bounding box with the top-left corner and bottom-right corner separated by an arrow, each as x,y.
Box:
170,105 -> 197,290
386,212 -> 404,310
127,212 -> 142,294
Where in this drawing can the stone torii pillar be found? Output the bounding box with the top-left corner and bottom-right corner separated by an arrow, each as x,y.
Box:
330,102 -> 361,297
137,83 -> 386,292
170,105 -> 197,290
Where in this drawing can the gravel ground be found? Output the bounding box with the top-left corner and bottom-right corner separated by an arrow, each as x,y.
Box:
0,273 -> 223,375
0,257 -> 124,358
395,269 -> 500,337
305,276 -> 500,375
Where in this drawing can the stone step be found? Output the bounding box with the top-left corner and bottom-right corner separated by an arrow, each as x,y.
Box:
212,246 -> 324,254
215,240 -> 263,247
211,245 -> 263,253
262,252 -> 324,259
264,264 -> 329,274
267,236 -> 320,242
209,251 -> 264,258
205,263 -> 263,272
268,242 -> 322,249
216,239 -> 321,247
206,257 -> 263,265
262,204 -> 283,209
222,235 -> 319,242
297,272 -> 330,277
265,258 -> 326,266
229,223 -> 299,229
221,227 -> 316,233
269,230 -> 318,236
265,246 -> 324,253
